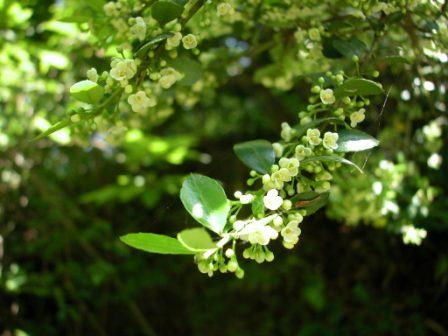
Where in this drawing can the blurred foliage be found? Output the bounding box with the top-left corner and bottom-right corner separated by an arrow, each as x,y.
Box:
0,0 -> 447,335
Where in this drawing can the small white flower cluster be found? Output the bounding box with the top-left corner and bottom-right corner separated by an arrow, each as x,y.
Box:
192,73 -> 378,278
401,225 -> 427,245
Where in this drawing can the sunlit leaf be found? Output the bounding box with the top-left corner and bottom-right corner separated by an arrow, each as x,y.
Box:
177,228 -> 216,252
336,129 -> 379,152
233,140 -> 275,174
180,174 -> 230,234
120,233 -> 195,255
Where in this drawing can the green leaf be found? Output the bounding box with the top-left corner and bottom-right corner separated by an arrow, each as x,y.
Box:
294,117 -> 345,138
332,37 -> 367,59
177,228 -> 216,252
302,155 -> 363,173
70,80 -> 104,104
180,174 -> 231,234
233,140 -> 275,174
251,193 -> 265,218
120,233 -> 195,255
168,55 -> 203,86
336,129 -> 379,152
335,78 -> 384,97
291,192 -> 329,215
31,119 -> 72,142
151,0 -> 184,25
135,33 -> 173,57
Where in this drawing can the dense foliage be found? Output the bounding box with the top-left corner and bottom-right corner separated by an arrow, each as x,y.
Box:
1,0 -> 447,335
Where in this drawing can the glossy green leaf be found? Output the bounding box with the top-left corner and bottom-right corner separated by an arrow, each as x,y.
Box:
336,129 -> 379,152
180,174 -> 230,234
177,228 -> 216,252
120,233 -> 195,255
291,192 -> 329,215
332,37 -> 367,58
135,33 -> 173,56
251,193 -> 265,218
151,0 -> 184,25
335,78 -> 384,97
302,155 -> 363,173
233,140 -> 275,174
70,80 -> 104,104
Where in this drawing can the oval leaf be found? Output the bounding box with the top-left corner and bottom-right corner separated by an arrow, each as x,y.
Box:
336,129 -> 379,152
70,80 -> 104,104
291,192 -> 329,215
302,155 -> 363,173
332,37 -> 367,59
120,233 -> 195,255
335,78 -> 384,97
151,0 -> 183,25
180,174 -> 230,234
233,140 -> 275,174
177,228 -> 216,252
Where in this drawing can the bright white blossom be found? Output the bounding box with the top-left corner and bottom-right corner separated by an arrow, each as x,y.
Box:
306,128 -> 321,146
401,225 -> 427,245
263,189 -> 283,211
127,91 -> 156,113
427,153 -> 442,169
320,88 -> 335,105
323,132 -> 339,150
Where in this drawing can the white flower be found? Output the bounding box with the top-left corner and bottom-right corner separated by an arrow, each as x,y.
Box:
263,189 -> 283,211
308,28 -> 321,41
239,217 -> 278,246
401,225 -> 427,245
86,68 -> 98,82
295,145 -> 312,160
272,168 -> 292,184
166,32 -> 182,49
159,67 -> 182,89
320,88 -> 335,105
350,108 -> 365,127
280,122 -> 293,141
281,220 -> 301,245
110,59 -> 137,82
306,128 -> 321,146
239,194 -> 254,204
423,122 -> 442,140
272,143 -> 284,158
323,132 -> 339,150
130,17 -> 146,41
279,158 -> 300,176
127,91 -> 156,113
182,34 -> 198,49
427,153 -> 442,169
217,3 -> 234,16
